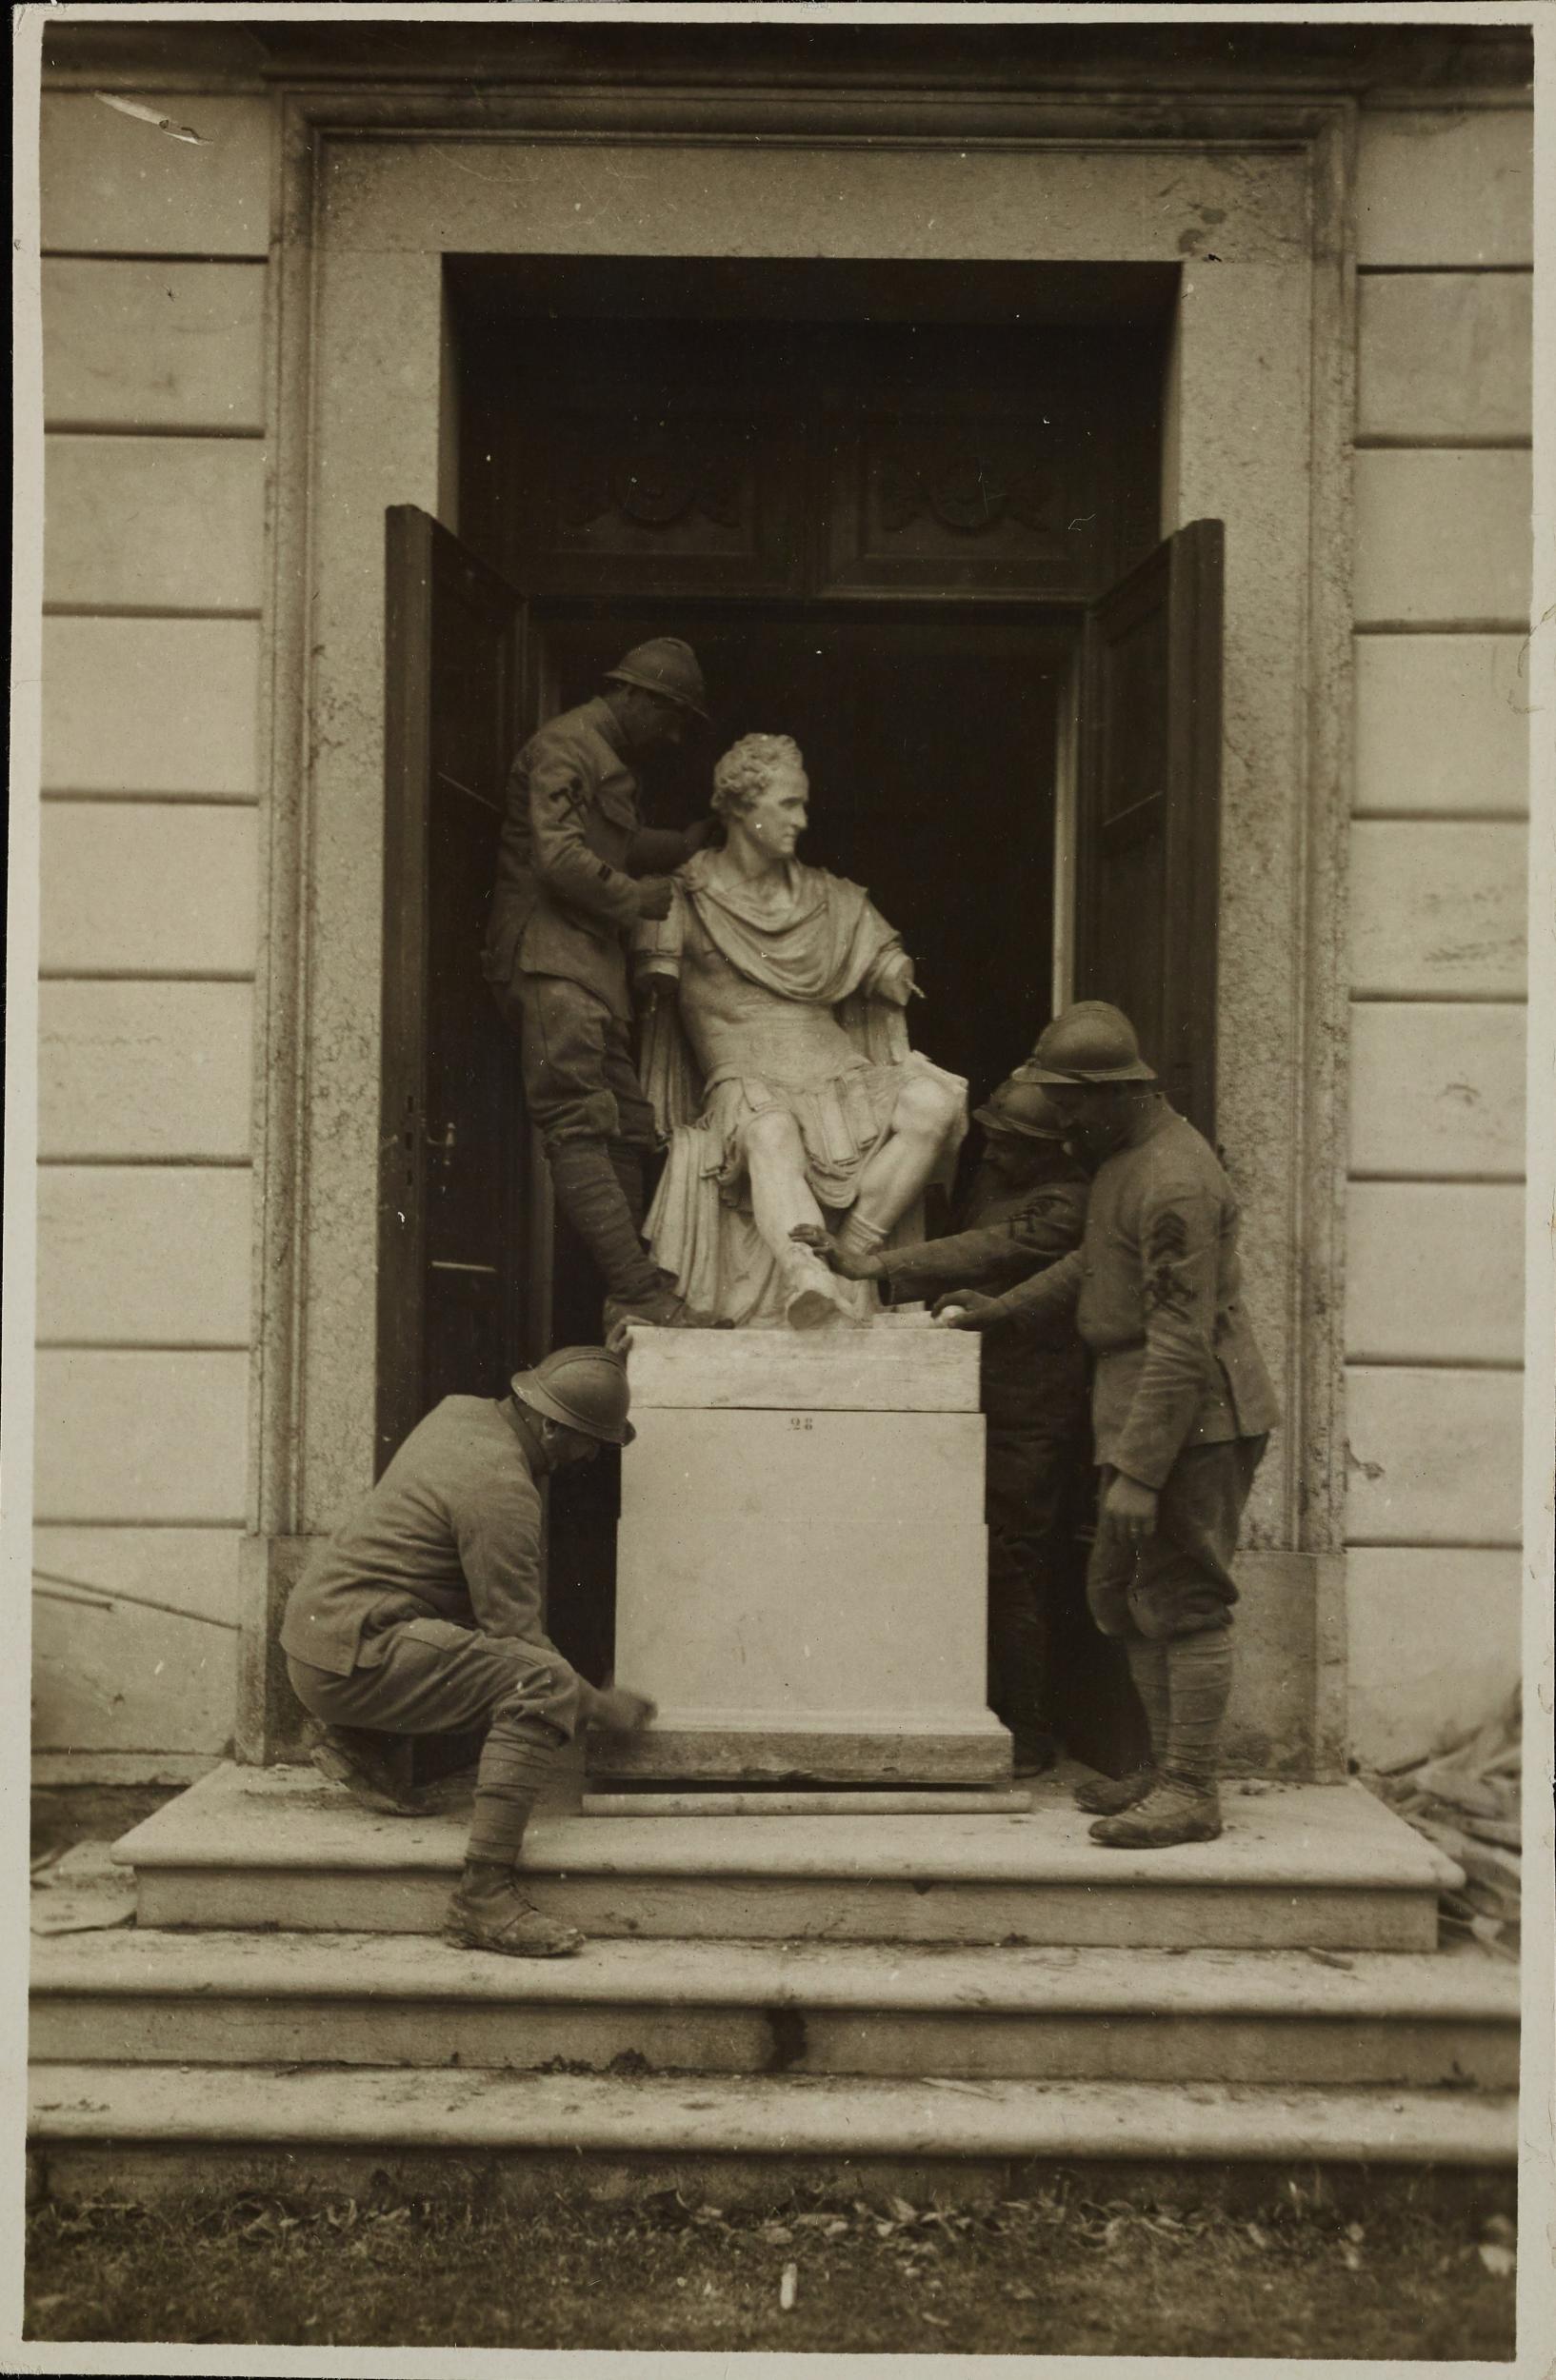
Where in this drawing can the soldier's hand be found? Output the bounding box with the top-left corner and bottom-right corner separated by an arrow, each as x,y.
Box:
930,1289 -> 1004,1331
683,816 -> 722,854
1102,1474 -> 1159,1544
592,1684 -> 657,1734
635,877 -> 675,921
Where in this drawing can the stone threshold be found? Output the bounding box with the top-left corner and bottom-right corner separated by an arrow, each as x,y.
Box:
113,1762 -> 1464,1894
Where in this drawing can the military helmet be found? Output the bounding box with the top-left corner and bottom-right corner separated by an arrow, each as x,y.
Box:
509,1345 -> 635,1447
604,637 -> 709,723
972,1074 -> 1069,1141
1022,1001 -> 1157,1086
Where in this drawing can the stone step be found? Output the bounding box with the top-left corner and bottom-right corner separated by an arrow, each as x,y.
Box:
112,1766 -> 1460,1953
29,2064 -> 1517,2210
30,1931 -> 1519,2089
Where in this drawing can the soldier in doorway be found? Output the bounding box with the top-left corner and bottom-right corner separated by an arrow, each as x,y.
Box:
934,1002 -> 1281,1849
484,638 -> 719,1328
281,1345 -> 655,1957
817,1071 -> 1092,1775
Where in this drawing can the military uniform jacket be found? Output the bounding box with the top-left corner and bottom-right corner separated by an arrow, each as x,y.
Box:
877,1171 -> 1091,1428
878,1173 -> 1087,1302
485,697 -> 697,1022
280,1397 -> 550,1677
988,1105 -> 1280,1491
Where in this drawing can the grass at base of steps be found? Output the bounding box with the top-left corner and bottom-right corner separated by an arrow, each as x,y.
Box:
25,2173 -> 1517,2358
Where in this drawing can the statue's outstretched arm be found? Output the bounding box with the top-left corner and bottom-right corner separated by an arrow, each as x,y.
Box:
849,921 -> 920,1059
867,948 -> 918,1007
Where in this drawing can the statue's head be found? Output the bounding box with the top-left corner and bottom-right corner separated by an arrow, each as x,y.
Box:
711,734 -> 809,861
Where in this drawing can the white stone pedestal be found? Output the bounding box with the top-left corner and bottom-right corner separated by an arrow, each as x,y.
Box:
590,1321 -> 1011,1787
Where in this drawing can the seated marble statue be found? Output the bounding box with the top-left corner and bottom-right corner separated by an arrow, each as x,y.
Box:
633,732 -> 967,1327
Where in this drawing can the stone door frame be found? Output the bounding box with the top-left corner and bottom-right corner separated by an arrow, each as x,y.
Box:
240,84 -> 1356,1775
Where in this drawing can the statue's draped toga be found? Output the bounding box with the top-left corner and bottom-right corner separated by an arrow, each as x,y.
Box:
634,850 -> 967,1327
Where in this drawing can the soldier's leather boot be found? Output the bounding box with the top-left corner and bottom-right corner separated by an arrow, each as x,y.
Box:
1073,1764 -> 1155,1815
1088,1628 -> 1230,1850
444,1862 -> 585,1958
547,1138 -> 665,1308
307,1721 -> 419,1816
446,1719 -> 584,1954
1088,1777 -> 1222,1848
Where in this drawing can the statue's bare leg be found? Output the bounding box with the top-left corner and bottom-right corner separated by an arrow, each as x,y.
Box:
837,1074 -> 964,1265
741,1109 -> 849,1327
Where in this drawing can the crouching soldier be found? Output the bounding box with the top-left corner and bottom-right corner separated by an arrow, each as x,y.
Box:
812,1072 -> 1091,1775
935,1003 -> 1280,1849
281,1346 -> 654,1955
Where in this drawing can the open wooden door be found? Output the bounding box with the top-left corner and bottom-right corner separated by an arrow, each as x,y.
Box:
1073,518 -> 1224,1142
1058,518 -> 1225,1774
377,506 -> 540,1474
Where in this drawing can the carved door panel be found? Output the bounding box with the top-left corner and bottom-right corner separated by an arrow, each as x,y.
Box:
463,318 -> 1159,605
377,506 -> 533,1472
1073,519 -> 1225,1142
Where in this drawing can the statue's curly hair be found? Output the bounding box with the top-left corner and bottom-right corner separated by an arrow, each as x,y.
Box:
711,733 -> 805,820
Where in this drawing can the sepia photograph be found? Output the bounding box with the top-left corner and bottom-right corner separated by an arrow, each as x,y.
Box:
8,0 -> 1551,2367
